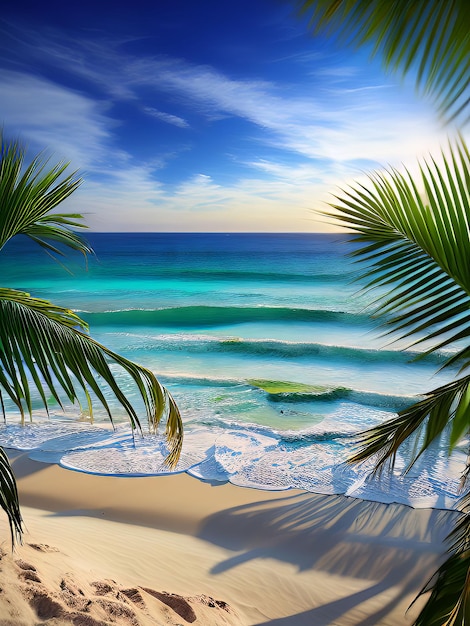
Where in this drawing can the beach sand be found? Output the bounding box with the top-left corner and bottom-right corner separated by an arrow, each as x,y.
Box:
0,449 -> 459,625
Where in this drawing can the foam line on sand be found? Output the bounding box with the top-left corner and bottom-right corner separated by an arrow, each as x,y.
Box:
0,449 -> 460,625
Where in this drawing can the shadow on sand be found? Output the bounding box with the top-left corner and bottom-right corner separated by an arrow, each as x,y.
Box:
198,491 -> 459,625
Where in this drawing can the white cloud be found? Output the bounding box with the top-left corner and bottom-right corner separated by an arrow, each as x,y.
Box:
69,170 -> 330,232
0,70 -> 112,168
0,28 -> 459,233
143,107 -> 189,128
9,29 -> 447,168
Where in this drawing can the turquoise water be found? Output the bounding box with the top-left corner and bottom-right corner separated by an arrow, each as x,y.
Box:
0,233 -> 464,508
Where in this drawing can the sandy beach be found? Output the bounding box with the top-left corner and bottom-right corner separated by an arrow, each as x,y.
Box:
0,448 -> 458,625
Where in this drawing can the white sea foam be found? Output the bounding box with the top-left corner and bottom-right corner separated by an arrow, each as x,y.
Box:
0,413 -> 464,509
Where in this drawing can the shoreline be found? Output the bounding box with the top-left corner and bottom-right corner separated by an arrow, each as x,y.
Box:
0,448 -> 460,625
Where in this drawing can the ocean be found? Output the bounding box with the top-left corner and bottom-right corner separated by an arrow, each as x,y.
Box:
0,232 -> 464,508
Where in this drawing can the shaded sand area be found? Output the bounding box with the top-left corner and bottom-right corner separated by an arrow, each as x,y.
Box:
0,449 -> 459,625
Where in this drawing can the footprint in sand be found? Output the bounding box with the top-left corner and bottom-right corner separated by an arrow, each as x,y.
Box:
28,588 -> 64,620
10,553 -> 238,625
27,542 -> 60,552
120,587 -> 146,608
14,559 -> 42,583
141,588 -> 197,623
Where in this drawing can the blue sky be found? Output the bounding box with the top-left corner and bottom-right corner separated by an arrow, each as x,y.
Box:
0,0 -> 452,232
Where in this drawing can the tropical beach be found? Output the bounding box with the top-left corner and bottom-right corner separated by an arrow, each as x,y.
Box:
0,232 -> 467,625
1,0 -> 470,624
0,449 -> 458,625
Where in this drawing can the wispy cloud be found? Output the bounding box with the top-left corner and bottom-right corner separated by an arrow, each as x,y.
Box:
61,41 -> 443,166
0,69 -> 112,167
4,27 -> 444,165
70,168 -> 331,232
0,24 -> 454,232
143,107 -> 189,128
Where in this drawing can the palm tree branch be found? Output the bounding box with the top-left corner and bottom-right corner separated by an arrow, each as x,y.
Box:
0,447 -> 22,547
296,0 -> 470,125
324,138 -> 470,364
412,489 -> 470,625
349,375 -> 470,470
0,134 -> 90,256
0,291 -> 183,465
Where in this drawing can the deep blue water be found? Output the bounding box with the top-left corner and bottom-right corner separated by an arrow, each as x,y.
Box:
0,233 -> 463,508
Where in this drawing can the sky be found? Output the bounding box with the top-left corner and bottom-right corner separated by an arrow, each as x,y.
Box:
0,0 -> 454,232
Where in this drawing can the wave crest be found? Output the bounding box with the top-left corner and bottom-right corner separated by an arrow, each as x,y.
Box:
81,305 -> 369,328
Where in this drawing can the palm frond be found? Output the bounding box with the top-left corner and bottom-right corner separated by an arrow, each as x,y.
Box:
412,490 -> 470,625
323,136 -> 470,472
350,375 -> 470,471
0,134 -> 91,256
0,447 -> 22,547
0,289 -> 183,467
0,131 -> 185,547
296,0 -> 470,126
328,136 -> 470,361
321,129 -> 470,625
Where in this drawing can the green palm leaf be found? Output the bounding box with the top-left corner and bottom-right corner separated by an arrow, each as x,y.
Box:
326,135 -> 470,468
296,0 -> 470,126
0,288 -> 183,467
325,136 -> 470,625
350,375 -> 470,469
0,133 -> 184,545
411,492 -> 470,625
335,136 -> 470,354
0,134 -> 91,256
0,447 -> 22,546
